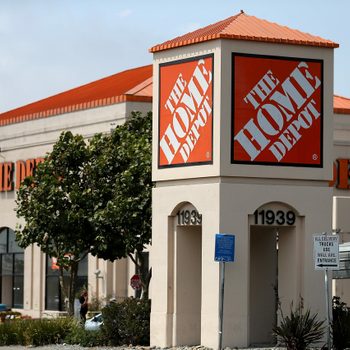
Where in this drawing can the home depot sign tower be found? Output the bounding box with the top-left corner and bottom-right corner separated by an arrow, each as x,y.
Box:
150,12 -> 338,348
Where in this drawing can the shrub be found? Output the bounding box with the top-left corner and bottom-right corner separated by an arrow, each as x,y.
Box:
0,320 -> 27,345
0,317 -> 74,346
332,296 -> 350,350
24,317 -> 75,346
273,298 -> 325,350
64,322 -> 105,347
101,297 -> 151,346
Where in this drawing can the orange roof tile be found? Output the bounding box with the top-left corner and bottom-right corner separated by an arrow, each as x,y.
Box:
334,95 -> 350,114
1,63 -> 349,127
150,11 -> 339,53
0,65 -> 153,126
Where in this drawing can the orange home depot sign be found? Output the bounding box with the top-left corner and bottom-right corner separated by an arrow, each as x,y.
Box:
232,53 -> 323,167
158,55 -> 213,167
0,157 -> 44,192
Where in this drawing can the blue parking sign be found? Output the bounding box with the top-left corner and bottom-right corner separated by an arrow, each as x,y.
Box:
215,234 -> 235,262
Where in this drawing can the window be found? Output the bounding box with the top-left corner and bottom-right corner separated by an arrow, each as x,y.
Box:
0,227 -> 24,308
45,255 -> 88,311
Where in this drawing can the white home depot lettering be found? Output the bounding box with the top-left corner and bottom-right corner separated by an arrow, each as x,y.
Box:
234,61 -> 321,162
160,59 -> 213,164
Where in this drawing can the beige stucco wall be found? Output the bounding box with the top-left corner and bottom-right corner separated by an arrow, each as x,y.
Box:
151,37 -> 334,348
151,179 -> 332,348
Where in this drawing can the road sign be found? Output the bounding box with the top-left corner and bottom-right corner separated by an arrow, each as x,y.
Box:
214,233 -> 235,350
313,234 -> 339,270
215,234 -> 235,262
130,274 -> 142,290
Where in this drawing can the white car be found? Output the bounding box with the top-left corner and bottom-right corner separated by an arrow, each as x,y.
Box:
84,313 -> 103,331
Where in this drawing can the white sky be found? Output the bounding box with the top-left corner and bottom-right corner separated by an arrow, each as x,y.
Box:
1,0 -> 349,112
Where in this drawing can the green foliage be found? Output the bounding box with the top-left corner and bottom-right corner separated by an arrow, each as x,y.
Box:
273,298 -> 325,350
0,317 -> 75,346
24,317 -> 74,346
16,131 -> 94,262
88,111 -> 153,297
101,297 -> 151,346
64,322 -> 105,347
89,111 -> 153,261
15,131 -> 95,314
0,320 -> 27,345
332,296 -> 350,350
16,111 -> 153,311
0,306 -> 151,347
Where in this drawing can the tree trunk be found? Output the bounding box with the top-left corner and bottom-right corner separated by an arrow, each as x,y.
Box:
68,261 -> 78,316
58,262 -> 79,316
133,251 -> 152,300
58,267 -> 69,313
142,267 -> 152,300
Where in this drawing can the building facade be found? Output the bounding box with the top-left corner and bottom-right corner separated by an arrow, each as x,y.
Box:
0,10 -> 350,349
0,65 -> 153,317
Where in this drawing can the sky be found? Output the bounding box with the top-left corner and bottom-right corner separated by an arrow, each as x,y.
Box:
0,0 -> 349,113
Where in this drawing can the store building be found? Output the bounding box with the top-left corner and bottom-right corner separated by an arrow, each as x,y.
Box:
0,65 -> 153,316
0,9 -> 350,349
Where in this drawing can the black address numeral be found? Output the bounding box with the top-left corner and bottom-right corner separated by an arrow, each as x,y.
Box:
177,210 -> 202,225
254,209 -> 295,226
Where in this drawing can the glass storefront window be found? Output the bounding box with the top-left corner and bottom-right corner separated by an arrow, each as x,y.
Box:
2,255 -> 13,275
45,255 -> 88,311
0,234 -> 7,254
8,233 -> 23,253
46,276 -> 60,311
13,276 -> 24,308
0,228 -> 24,308
14,254 -> 24,275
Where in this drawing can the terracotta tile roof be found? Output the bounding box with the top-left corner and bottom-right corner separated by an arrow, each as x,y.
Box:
150,11 -> 339,53
334,95 -> 350,114
0,65 -> 153,126
1,63 -> 349,127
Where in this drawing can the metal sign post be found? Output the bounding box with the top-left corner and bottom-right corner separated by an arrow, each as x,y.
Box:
218,261 -> 225,350
214,234 -> 235,350
324,268 -> 331,350
313,233 -> 339,350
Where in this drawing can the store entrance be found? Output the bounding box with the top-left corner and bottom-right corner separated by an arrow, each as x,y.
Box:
249,212 -> 298,346
249,226 -> 278,345
170,203 -> 203,346
174,224 -> 202,345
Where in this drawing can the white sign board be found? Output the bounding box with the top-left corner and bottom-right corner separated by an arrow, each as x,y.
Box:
313,234 -> 339,270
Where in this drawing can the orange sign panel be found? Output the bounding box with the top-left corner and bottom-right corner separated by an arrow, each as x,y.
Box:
158,55 -> 213,167
232,54 -> 323,167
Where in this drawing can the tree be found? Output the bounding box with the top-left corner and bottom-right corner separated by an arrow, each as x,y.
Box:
15,132 -> 97,315
15,111 -> 153,313
89,111 -> 153,298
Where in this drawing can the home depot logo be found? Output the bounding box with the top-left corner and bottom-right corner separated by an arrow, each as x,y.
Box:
0,157 -> 44,192
232,54 -> 323,166
158,55 -> 213,167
